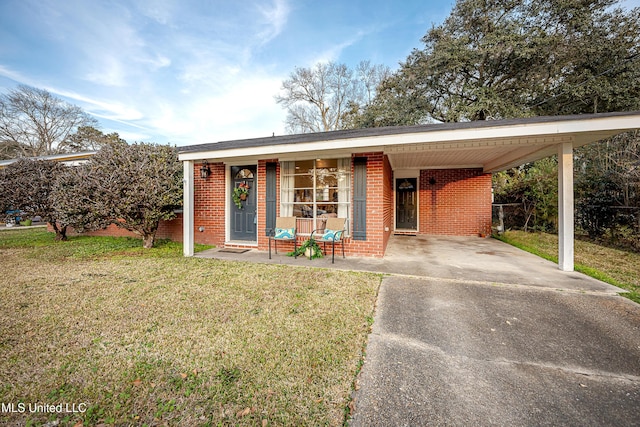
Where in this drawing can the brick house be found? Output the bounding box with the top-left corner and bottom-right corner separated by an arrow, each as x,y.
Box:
178,112 -> 640,270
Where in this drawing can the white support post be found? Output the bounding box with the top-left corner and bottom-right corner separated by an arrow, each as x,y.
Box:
558,142 -> 574,271
183,160 -> 194,257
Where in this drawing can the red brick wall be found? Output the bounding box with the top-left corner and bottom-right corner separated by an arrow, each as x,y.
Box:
62,223 -> 136,238
419,169 -> 492,236
347,152 -> 386,257
193,162 -> 225,246
60,214 -> 182,240
157,214 -> 182,240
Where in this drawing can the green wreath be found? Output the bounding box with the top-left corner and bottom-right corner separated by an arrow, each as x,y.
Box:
232,183 -> 250,209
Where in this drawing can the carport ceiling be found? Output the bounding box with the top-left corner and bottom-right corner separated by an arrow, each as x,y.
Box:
382,114 -> 638,172
384,130 -> 623,173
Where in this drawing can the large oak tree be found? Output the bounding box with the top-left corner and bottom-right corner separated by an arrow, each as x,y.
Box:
358,0 -> 640,126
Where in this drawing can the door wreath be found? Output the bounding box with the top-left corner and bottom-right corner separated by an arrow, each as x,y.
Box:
232,182 -> 250,209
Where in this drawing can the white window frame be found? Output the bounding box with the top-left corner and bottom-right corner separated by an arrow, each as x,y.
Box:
280,158 -> 351,236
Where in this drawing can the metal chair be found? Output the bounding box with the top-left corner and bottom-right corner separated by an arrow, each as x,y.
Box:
310,218 -> 346,263
268,217 -> 297,259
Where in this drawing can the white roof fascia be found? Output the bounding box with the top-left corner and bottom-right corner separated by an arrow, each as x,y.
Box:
0,151 -> 97,168
178,114 -> 640,163
178,139 -> 386,161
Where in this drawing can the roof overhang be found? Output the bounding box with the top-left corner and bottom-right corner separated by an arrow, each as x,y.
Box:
0,151 -> 97,169
178,112 -> 640,173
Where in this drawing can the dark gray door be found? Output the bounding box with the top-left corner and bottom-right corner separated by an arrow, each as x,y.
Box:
230,165 -> 257,241
396,178 -> 417,230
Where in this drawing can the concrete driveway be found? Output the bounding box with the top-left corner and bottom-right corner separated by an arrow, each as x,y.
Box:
197,235 -> 640,425
349,237 -> 640,426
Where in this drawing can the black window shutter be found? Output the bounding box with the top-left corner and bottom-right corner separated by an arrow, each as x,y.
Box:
353,157 -> 367,240
265,162 -> 277,236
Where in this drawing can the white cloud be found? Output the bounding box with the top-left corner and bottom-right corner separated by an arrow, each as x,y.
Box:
0,65 -> 28,84
136,0 -> 175,25
256,0 -> 290,45
145,55 -> 172,70
115,130 -> 155,142
45,87 -> 143,121
0,65 -> 137,121
84,56 -> 127,87
144,73 -> 286,144
309,30 -> 367,65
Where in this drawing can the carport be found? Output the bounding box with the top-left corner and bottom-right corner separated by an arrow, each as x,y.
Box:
373,111 -> 640,271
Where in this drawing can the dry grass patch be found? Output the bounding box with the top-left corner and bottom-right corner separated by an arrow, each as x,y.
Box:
497,230 -> 640,303
0,230 -> 380,426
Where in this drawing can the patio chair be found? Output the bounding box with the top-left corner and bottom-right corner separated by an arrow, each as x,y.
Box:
310,217 -> 346,263
269,217 -> 297,259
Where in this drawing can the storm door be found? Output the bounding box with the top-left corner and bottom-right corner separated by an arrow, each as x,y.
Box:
396,178 -> 417,230
230,166 -> 257,241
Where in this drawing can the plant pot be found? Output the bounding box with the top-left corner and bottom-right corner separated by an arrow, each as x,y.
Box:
304,247 -> 317,258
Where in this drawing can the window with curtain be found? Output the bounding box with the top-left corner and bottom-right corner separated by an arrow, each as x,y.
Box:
281,158 -> 351,235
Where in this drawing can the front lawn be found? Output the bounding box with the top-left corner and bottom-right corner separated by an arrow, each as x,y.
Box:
0,229 -> 381,426
496,230 -> 640,303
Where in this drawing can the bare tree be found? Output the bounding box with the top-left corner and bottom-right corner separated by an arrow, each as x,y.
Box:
275,61 -> 390,133
0,85 -> 98,157
356,60 -> 392,105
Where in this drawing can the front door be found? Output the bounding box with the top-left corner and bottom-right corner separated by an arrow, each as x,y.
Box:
230,165 -> 257,241
396,178 -> 417,230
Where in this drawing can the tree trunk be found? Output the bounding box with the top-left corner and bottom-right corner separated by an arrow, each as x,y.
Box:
51,223 -> 67,241
142,232 -> 156,249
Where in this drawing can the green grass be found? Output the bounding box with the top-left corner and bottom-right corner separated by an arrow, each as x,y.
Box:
496,231 -> 640,303
0,228 -> 212,259
0,229 -> 381,426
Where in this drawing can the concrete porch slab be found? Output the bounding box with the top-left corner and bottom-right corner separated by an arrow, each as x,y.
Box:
195,235 -> 624,294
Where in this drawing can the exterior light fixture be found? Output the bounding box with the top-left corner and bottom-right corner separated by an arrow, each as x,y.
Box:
200,160 -> 211,179
429,177 -> 436,185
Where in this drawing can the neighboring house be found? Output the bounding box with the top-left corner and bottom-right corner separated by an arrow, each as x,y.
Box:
178,111 -> 640,271
0,151 -> 96,169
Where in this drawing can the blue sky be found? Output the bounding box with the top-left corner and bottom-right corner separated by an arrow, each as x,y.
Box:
1,0 -> 638,147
